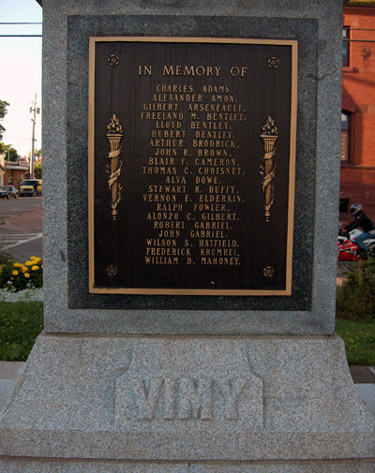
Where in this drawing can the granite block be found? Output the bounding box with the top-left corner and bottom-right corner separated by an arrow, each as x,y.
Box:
1,334 -> 374,461
41,0 -> 342,335
1,459 -> 375,473
2,1 -> 364,471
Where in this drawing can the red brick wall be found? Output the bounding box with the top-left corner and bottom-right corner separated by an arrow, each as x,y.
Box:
5,169 -> 28,190
341,6 -> 375,223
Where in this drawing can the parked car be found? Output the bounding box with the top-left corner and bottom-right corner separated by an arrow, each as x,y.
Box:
0,185 -> 19,199
19,179 -> 42,197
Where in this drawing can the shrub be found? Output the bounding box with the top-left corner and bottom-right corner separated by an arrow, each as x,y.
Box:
0,241 -> 12,265
0,256 -> 43,292
336,259 -> 375,322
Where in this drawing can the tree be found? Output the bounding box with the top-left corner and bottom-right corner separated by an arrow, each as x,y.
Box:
0,143 -> 19,161
6,147 -> 19,162
0,100 -> 9,141
34,148 -> 42,178
34,163 -> 42,179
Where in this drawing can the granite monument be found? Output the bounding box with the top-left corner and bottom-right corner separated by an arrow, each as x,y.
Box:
0,0 -> 374,471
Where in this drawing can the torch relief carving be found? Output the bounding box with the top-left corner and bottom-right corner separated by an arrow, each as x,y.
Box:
260,116 -> 278,223
106,114 -> 123,221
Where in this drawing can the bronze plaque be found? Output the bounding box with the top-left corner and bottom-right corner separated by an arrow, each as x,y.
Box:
88,37 -> 297,295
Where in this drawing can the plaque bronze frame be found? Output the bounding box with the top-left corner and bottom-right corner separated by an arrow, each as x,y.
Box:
88,36 -> 297,296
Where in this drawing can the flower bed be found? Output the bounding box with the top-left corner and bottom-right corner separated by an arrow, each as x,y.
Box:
0,256 -> 43,293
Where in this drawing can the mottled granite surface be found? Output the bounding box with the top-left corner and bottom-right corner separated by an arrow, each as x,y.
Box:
2,4 -> 374,471
1,334 -> 374,461
42,0 -> 341,334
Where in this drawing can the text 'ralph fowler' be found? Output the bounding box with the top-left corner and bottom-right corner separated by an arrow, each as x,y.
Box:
116,376 -> 260,421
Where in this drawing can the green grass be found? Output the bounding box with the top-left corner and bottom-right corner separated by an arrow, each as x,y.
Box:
336,319 -> 375,366
0,301 -> 43,361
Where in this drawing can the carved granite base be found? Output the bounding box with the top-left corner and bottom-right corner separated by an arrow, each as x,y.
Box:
0,334 -> 374,468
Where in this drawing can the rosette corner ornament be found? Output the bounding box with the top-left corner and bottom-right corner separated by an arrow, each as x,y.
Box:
106,114 -> 124,221
260,116 -> 278,223
108,54 -> 120,66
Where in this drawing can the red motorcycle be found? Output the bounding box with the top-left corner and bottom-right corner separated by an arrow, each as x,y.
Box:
338,226 -> 375,261
338,229 -> 360,261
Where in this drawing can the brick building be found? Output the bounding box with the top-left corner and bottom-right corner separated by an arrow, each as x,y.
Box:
340,1 -> 375,223
0,154 -> 29,189
4,159 -> 29,189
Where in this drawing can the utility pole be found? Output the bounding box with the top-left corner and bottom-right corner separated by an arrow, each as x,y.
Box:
30,93 -> 40,179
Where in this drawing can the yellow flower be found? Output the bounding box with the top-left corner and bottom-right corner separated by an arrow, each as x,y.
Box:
25,261 -> 33,266
24,273 -> 30,278
22,266 -> 28,272
31,265 -> 39,271
32,257 -> 42,264
11,270 -> 19,276
13,262 -> 22,268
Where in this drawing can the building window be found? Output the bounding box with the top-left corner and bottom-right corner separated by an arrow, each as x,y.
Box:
340,198 -> 349,214
341,111 -> 351,162
343,27 -> 350,67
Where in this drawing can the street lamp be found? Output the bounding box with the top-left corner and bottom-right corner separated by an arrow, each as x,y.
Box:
30,93 -> 40,179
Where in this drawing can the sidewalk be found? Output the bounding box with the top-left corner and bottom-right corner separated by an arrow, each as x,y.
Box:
1,361 -> 374,415
350,365 -> 375,415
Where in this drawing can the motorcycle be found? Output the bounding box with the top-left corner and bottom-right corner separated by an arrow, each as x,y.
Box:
338,225 -> 375,261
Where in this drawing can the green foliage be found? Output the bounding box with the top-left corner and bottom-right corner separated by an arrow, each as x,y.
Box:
336,319 -> 375,365
5,146 -> 19,161
336,259 -> 375,322
34,162 -> 42,179
0,101 -> 20,158
0,143 -> 20,161
0,100 -> 8,119
0,242 -> 11,267
0,302 -> 43,361
0,100 -> 9,141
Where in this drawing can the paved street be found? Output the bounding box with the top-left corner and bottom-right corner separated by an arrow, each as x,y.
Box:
0,196 -> 42,261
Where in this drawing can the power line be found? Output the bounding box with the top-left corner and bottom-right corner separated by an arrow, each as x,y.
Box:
0,22 -> 42,37
0,22 -> 42,25
3,136 -> 40,142
0,35 -> 42,37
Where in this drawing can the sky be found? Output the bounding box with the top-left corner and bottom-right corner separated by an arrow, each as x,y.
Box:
0,0 -> 42,157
